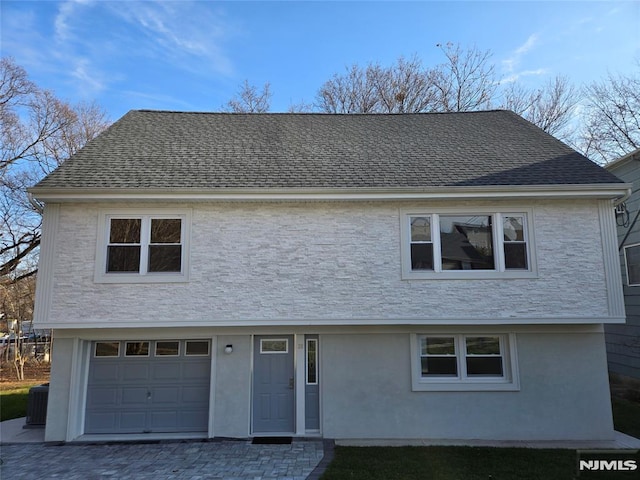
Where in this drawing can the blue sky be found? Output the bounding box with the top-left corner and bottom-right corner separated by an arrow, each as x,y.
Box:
1,1 -> 639,121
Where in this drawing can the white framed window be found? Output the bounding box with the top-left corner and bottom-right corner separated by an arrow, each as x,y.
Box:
94,209 -> 191,283
125,341 -> 150,357
185,340 -> 210,356
306,338 -> 318,385
94,341 -> 120,357
624,243 -> 640,286
260,339 -> 288,354
401,208 -> 536,279
155,341 -> 180,356
410,333 -> 519,391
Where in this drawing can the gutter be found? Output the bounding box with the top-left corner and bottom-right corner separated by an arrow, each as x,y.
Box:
27,183 -> 633,204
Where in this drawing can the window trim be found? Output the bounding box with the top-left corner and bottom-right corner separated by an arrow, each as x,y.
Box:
623,242 -> 640,286
400,207 -> 537,280
94,209 -> 191,283
410,333 -> 520,391
306,338 -> 318,385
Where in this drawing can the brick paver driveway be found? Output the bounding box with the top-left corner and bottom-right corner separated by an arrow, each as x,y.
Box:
0,439 -> 324,480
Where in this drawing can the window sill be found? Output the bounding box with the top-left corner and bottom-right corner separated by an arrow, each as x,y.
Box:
411,379 -> 520,392
402,270 -> 538,281
94,272 -> 189,284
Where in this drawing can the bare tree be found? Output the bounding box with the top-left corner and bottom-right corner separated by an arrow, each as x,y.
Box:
316,44 -> 497,114
501,75 -> 580,140
0,57 -> 110,285
316,64 -> 381,113
431,42 -> 498,112
579,67 -> 640,164
224,80 -> 272,113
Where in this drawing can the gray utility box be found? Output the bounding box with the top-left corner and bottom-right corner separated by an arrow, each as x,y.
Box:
25,383 -> 49,427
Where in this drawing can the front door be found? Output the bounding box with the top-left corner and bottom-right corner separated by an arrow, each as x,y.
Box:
252,335 -> 295,433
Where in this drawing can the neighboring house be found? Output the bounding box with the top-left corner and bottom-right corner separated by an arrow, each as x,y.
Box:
29,110 -> 630,443
606,148 -> 640,380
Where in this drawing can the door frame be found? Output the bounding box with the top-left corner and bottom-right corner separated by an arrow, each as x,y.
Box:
250,333 -> 320,436
251,334 -> 296,435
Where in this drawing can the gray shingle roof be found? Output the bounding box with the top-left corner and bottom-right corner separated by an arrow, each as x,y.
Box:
32,109 -> 622,191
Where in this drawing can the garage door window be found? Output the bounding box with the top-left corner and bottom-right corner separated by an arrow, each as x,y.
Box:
156,341 -> 180,356
125,341 -> 150,356
186,341 -> 209,356
95,342 -> 119,357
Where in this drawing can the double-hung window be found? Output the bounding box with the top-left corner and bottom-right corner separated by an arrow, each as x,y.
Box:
402,209 -> 535,279
410,333 -> 519,391
95,210 -> 190,283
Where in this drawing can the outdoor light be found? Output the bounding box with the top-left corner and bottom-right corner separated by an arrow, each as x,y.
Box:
224,344 -> 233,354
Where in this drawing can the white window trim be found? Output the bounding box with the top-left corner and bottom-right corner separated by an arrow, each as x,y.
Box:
410,333 -> 520,392
260,338 -> 289,354
94,209 -> 191,283
400,207 -> 537,280
306,338 -> 318,385
124,341 -> 150,357
154,341 -> 180,357
623,242 -> 640,286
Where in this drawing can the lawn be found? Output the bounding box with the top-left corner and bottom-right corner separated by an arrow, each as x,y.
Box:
321,396 -> 640,480
0,383 -> 43,422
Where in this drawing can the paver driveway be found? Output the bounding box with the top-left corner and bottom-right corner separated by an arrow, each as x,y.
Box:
0,439 -> 324,480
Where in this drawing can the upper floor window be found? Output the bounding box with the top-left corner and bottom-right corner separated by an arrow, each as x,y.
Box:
401,209 -> 536,280
95,210 -> 190,283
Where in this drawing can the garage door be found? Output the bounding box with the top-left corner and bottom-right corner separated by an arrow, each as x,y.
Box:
85,340 -> 211,434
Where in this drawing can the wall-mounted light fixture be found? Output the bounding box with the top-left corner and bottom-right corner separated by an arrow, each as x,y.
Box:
224,344 -> 233,354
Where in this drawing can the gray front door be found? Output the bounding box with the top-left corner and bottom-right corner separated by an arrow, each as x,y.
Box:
253,335 -> 295,433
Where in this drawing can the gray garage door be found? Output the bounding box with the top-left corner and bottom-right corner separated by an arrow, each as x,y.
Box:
85,340 -> 211,434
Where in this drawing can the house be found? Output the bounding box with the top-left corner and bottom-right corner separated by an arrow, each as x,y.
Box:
606,148 -> 640,380
29,110 -> 630,443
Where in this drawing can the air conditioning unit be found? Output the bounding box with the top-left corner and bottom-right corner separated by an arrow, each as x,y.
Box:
25,384 -> 49,427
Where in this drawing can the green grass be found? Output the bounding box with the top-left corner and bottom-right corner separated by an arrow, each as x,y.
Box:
321,446 -> 578,480
0,384 -> 41,422
321,397 -> 640,480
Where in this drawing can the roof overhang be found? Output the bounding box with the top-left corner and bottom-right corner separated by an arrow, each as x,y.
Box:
605,147 -> 640,170
28,183 -> 632,204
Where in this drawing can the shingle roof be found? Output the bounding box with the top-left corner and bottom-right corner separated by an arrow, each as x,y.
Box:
32,109 -> 622,190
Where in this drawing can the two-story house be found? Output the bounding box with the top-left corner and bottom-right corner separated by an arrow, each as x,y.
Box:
29,110 -> 629,443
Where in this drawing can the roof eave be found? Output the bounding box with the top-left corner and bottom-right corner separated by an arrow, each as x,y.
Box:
28,183 -> 632,203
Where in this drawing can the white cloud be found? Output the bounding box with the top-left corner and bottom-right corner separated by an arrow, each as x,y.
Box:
104,1 -> 236,76
503,34 -> 540,73
54,0 -> 93,42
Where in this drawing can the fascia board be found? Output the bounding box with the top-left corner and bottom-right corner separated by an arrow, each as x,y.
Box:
27,183 -> 632,203
37,315 -> 626,329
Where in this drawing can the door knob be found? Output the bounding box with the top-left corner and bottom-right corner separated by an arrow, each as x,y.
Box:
288,377 -> 294,389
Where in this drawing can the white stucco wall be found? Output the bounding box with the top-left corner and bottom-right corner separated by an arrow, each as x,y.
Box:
39,198 -> 611,327
321,329 -> 614,441
43,326 -> 614,442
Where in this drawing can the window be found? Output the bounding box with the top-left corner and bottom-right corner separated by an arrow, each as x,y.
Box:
185,340 -> 210,356
125,341 -> 149,356
155,341 -> 180,356
624,243 -> 640,286
95,210 -> 190,283
411,333 -> 519,391
260,339 -> 288,354
306,339 -> 318,385
95,342 -> 119,357
402,209 -> 535,279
